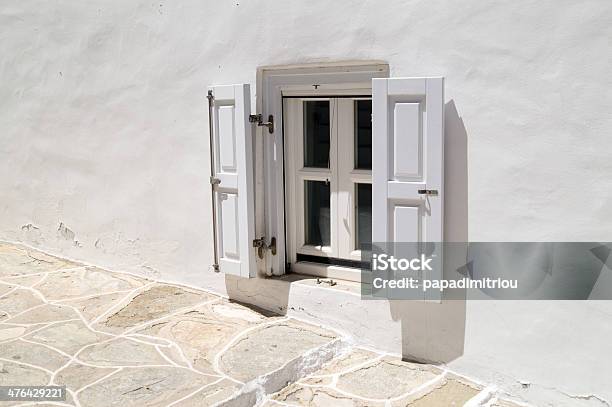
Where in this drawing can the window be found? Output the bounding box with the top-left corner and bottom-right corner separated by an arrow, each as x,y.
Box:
284,97 -> 372,267
208,66 -> 445,282
258,62 -> 389,277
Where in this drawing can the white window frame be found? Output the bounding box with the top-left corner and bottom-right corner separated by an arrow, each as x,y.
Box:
284,97 -> 337,259
337,97 -> 373,261
284,97 -> 373,265
256,62 -> 389,277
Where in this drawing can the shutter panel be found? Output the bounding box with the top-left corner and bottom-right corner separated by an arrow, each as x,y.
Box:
208,84 -> 256,278
372,77 -> 444,244
372,78 -> 444,301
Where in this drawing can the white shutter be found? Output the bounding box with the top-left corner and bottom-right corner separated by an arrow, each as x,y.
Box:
208,84 -> 256,278
372,77 -> 444,244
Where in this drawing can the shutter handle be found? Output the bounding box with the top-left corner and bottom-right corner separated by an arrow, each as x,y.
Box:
418,189 -> 438,196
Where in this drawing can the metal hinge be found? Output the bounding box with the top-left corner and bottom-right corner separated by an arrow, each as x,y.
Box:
209,176 -> 221,185
249,114 -> 274,134
252,236 -> 277,259
207,90 -> 214,101
418,189 -> 438,196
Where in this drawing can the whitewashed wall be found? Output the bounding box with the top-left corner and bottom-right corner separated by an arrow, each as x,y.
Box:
1,1 -> 612,405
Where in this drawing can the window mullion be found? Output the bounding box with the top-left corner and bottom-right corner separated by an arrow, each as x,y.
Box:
330,98 -> 339,258
335,98 -> 354,260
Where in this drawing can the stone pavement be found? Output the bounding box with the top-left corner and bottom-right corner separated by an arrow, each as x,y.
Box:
0,242 -> 526,406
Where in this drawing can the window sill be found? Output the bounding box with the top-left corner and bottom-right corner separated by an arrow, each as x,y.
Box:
290,261 -> 362,283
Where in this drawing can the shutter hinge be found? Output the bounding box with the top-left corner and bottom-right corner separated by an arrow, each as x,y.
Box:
252,236 -> 277,259
207,90 -> 214,101
209,176 -> 221,185
249,114 -> 274,134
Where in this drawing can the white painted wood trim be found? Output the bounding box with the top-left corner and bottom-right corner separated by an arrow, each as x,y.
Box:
371,77 -> 445,301
285,98 -> 337,259
208,84 -> 257,278
291,262 -> 362,282
258,63 -> 389,276
284,96 -> 372,276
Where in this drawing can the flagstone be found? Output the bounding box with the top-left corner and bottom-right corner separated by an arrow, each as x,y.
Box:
0,289 -> 45,316
36,267 -> 144,301
0,284 -> 15,295
55,361 -> 118,391
218,320 -> 336,382
77,366 -> 217,407
156,345 -> 191,369
311,348 -> 380,377
0,244 -> 79,277
126,333 -> 172,346
269,384 -> 386,407
299,375 -> 334,386
102,285 -> 213,331
0,323 -> 48,339
171,378 -> 242,406
7,304 -> 79,324
211,302 -> 268,323
0,340 -> 70,371
61,291 -> 130,322
335,357 -> 442,400
137,300 -> 275,374
394,377 -> 481,406
78,337 -> 169,367
2,273 -> 47,287
0,326 -> 27,341
0,242 -> 514,407
26,320 -> 112,355
0,360 -> 50,386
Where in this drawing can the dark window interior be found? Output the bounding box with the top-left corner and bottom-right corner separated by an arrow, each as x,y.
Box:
303,101 -> 330,168
354,100 -> 372,170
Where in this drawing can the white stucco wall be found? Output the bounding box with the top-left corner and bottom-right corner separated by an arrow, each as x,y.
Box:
2,1 -> 612,405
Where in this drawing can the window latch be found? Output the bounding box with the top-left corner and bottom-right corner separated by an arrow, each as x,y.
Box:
249,114 -> 274,134
418,189 -> 438,196
316,278 -> 337,286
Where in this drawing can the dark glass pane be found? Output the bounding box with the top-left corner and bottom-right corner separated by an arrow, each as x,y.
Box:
355,183 -> 372,250
305,180 -> 331,246
303,101 -> 330,168
354,100 -> 372,170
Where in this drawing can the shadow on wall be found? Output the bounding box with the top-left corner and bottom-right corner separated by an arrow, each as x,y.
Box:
389,100 -> 470,364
